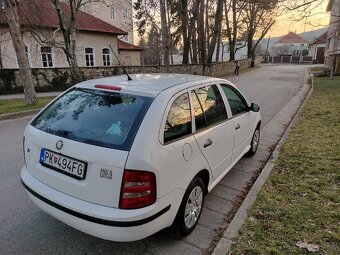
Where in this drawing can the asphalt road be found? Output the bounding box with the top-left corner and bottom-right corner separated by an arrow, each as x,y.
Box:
0,64 -> 307,255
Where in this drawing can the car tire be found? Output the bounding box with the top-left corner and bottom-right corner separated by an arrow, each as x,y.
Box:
245,126 -> 260,157
172,177 -> 205,236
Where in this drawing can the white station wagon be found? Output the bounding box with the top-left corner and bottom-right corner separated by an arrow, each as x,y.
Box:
21,74 -> 261,242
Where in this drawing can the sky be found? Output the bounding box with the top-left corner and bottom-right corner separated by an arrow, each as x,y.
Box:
268,1 -> 330,38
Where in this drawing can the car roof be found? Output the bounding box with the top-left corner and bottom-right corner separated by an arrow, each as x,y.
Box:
76,73 -> 227,97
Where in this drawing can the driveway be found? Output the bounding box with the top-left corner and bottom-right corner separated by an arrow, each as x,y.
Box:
0,64 -> 308,255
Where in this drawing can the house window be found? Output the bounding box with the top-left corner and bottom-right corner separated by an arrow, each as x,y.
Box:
102,48 -> 111,66
85,48 -> 94,67
123,8 -> 128,21
110,7 -> 115,20
41,47 -> 53,67
123,35 -> 129,42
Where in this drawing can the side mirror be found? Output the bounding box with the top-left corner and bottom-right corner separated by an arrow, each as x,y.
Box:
250,103 -> 260,112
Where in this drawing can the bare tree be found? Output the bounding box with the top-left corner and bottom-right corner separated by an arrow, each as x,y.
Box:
224,0 -> 247,61
134,0 -> 173,69
207,0 -> 224,64
2,0 -> 37,104
49,0 -> 86,84
242,0 -> 277,66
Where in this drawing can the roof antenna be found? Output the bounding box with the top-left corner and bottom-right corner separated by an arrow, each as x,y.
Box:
109,44 -> 132,81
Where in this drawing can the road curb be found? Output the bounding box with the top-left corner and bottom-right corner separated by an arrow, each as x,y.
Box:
211,68 -> 314,255
0,109 -> 42,121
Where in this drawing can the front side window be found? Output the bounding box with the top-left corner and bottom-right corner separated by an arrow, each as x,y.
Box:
102,48 -> 111,66
41,47 -> 53,67
31,88 -> 153,150
164,93 -> 192,143
191,85 -> 227,131
85,48 -> 94,67
220,84 -> 248,116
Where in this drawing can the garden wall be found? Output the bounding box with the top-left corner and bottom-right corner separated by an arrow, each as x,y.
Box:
0,57 -> 261,94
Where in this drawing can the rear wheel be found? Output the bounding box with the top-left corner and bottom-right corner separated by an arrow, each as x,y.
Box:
172,177 -> 205,236
245,127 -> 260,157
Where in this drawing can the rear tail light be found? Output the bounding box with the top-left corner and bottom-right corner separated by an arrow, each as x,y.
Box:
23,136 -> 27,168
119,170 -> 156,209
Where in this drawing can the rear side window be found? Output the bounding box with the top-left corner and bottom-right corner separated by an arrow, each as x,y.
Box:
220,84 -> 248,116
191,85 -> 227,131
164,93 -> 192,143
31,88 -> 153,150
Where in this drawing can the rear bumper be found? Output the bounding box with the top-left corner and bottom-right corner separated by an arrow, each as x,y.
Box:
21,167 -> 183,241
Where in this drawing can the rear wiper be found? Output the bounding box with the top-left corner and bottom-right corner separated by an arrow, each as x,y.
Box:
53,129 -> 74,138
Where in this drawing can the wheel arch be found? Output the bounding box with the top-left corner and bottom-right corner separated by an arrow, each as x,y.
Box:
195,169 -> 210,196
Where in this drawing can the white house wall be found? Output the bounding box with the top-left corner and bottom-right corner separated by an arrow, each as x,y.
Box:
0,28 -> 142,69
79,0 -> 134,44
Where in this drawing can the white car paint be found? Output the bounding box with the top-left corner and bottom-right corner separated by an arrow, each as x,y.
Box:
21,73 -> 261,241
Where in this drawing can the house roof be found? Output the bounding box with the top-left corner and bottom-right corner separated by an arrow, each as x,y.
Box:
118,40 -> 143,51
310,31 -> 328,45
327,0 -> 334,12
276,32 -> 306,44
0,0 -> 127,35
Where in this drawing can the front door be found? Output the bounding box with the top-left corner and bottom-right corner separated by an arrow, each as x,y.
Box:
220,84 -> 254,163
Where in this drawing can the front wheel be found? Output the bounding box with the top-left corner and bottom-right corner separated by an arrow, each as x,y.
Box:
172,177 -> 205,236
245,127 -> 260,157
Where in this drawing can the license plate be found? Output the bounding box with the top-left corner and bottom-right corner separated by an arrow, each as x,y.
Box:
39,149 -> 87,180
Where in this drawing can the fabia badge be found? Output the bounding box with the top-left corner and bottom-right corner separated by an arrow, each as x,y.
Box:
56,140 -> 63,150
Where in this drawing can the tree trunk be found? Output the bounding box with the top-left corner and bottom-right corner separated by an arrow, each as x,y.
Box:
215,32 -> 221,63
51,0 -> 83,84
207,0 -> 223,64
198,0 -> 206,64
4,1 -> 37,105
160,0 -> 170,70
181,0 -> 190,64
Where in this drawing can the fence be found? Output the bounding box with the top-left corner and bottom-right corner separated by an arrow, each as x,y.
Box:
266,56 -> 313,64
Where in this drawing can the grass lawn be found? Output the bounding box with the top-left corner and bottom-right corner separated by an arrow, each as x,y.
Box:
0,97 -> 55,115
229,76 -> 340,255
310,66 -> 326,73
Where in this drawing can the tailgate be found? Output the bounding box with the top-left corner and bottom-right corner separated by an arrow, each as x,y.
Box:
24,125 -> 128,208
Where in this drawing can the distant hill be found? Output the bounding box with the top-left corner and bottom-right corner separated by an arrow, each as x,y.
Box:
299,27 -> 328,42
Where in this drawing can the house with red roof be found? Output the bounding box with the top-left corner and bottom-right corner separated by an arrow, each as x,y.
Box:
325,0 -> 340,73
273,31 -> 309,56
0,0 -> 141,69
308,32 -> 327,64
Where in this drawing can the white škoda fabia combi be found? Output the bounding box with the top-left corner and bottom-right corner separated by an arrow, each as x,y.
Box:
21,74 -> 261,242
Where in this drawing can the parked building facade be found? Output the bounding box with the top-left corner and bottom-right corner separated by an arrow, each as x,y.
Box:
79,0 -> 134,44
273,32 -> 309,56
0,0 -> 141,69
325,0 -> 340,72
308,32 -> 327,64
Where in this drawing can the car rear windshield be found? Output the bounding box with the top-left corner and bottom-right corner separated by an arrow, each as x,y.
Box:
31,88 -> 153,151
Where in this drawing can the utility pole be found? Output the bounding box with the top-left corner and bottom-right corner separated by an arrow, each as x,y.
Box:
330,29 -> 339,78
265,36 -> 270,63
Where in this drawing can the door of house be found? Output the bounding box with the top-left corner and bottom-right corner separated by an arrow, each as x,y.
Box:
316,47 -> 325,64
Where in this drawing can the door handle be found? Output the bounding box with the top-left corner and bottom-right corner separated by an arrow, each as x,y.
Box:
235,123 -> 240,130
203,139 -> 213,148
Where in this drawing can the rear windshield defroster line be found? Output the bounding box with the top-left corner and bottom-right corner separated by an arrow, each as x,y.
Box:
31,88 -> 154,151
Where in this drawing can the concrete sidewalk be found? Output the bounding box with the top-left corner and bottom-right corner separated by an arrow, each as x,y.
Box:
211,68 -> 312,255
0,91 -> 61,100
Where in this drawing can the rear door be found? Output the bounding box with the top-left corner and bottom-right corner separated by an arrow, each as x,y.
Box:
191,84 -> 235,180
